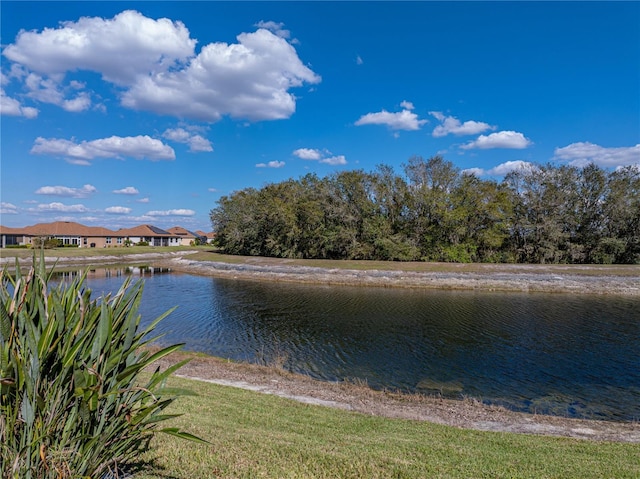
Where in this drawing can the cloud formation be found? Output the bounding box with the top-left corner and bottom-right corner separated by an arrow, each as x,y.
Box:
0,202 -> 18,214
256,160 -> 285,168
429,111 -> 494,137
320,155 -> 347,165
293,148 -> 322,160
163,127 -> 213,152
35,184 -> 97,198
146,209 -> 195,216
35,202 -> 89,213
293,148 -> 347,165
105,206 -> 132,214
355,102 -> 426,131
30,135 -> 175,163
463,160 -> 536,177
3,11 -> 320,122
553,142 -> 640,168
113,186 -> 140,195
1,89 -> 38,118
3,10 -> 196,85
461,131 -> 532,150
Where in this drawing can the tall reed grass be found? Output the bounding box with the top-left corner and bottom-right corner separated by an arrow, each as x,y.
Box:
0,256 -> 202,478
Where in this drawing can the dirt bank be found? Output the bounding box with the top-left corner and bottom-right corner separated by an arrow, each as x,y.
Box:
5,250 -> 638,296
167,256 -> 640,296
155,351 -> 640,443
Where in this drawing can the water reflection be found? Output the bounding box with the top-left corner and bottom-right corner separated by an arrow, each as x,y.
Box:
71,269 -> 640,421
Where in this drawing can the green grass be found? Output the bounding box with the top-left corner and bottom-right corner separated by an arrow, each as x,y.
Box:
0,245 -> 204,259
135,375 -> 640,479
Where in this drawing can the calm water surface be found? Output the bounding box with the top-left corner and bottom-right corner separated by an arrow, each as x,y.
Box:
67,267 -> 640,421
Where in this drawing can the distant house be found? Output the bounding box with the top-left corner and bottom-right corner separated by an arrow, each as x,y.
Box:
167,226 -> 204,246
0,221 -> 192,248
0,225 -> 29,248
196,230 -> 216,244
0,221 -> 123,248
116,224 -> 180,247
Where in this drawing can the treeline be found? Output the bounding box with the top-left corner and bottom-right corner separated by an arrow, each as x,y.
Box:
210,156 -> 640,264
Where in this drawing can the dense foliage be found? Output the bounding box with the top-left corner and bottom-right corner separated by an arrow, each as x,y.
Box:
0,259 -> 201,478
211,156 -> 640,264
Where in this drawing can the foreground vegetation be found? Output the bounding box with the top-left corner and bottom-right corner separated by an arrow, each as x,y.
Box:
137,374 -> 640,479
0,259 -> 199,478
211,156 -> 640,264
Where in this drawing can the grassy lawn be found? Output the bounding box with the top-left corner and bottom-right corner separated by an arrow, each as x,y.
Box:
0,245 -> 203,259
135,375 -> 639,479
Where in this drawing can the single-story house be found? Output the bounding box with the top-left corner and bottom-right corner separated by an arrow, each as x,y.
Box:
0,221 -> 196,248
116,224 -> 181,247
167,226 -> 205,246
196,230 -> 216,244
1,221 -> 124,249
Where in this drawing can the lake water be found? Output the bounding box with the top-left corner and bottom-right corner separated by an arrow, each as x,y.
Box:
60,267 -> 640,421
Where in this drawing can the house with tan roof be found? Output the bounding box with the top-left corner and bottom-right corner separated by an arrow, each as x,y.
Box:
196,230 -> 216,244
115,224 -> 180,247
167,226 -> 204,246
0,221 -> 193,248
0,221 -> 124,249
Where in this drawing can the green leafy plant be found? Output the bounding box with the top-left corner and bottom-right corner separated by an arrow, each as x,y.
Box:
0,256 -> 203,478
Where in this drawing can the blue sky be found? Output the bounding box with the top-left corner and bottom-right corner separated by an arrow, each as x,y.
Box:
1,1 -> 639,232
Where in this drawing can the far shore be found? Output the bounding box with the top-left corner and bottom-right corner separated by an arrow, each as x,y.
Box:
2,248 -> 639,296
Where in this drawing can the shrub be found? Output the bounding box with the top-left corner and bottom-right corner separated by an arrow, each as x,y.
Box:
0,257 -> 202,478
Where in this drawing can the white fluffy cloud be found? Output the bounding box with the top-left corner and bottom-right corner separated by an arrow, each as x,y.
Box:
35,184 -> 97,198
0,89 -> 38,118
113,186 -> 140,195
121,28 -> 320,121
255,21 -> 291,39
553,142 -> 640,168
293,148 -> 322,160
429,111 -> 494,137
461,167 -> 485,177
30,135 -> 175,163
3,10 -> 196,85
146,209 -> 196,216
35,202 -> 89,213
23,73 -> 91,111
163,128 -> 213,152
3,11 -> 319,122
105,206 -> 132,214
320,155 -> 347,165
463,161 -> 536,177
0,202 -> 18,214
488,160 -> 536,176
461,131 -> 532,150
293,148 -> 347,165
256,160 -> 285,168
355,103 -> 426,131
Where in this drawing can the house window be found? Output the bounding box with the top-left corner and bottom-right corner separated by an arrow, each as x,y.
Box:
117,237 -> 123,245
106,237 -> 112,245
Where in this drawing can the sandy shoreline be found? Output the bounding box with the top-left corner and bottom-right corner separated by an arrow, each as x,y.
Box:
166,256 -> 640,296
